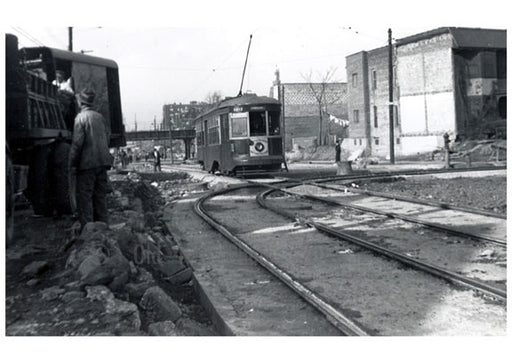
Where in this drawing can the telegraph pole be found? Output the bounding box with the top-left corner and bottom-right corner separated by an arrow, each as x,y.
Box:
68,27 -> 73,51
388,28 -> 395,164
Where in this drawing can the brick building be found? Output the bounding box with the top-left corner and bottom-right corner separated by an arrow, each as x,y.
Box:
162,101 -> 209,130
346,27 -> 506,158
270,70 -> 348,151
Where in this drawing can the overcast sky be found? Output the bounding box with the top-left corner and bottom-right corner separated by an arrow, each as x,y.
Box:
4,0 -> 510,132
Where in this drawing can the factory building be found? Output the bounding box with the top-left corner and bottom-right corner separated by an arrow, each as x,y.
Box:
346,27 -> 506,158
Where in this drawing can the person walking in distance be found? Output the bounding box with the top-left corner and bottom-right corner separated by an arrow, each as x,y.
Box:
69,88 -> 112,229
335,138 -> 345,176
153,146 -> 161,172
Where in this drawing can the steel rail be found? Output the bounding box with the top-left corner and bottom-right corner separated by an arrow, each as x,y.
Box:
290,189 -> 506,247
308,165 -> 506,185
194,184 -> 370,336
308,182 -> 506,219
247,177 -> 506,247
257,189 -> 506,302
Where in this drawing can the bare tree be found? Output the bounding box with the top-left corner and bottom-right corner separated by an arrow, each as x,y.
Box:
301,67 -> 343,146
205,91 -> 223,108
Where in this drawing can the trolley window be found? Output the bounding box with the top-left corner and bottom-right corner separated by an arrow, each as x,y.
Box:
196,123 -> 204,146
268,111 -> 280,136
249,111 -> 266,136
230,113 -> 248,138
207,116 -> 220,145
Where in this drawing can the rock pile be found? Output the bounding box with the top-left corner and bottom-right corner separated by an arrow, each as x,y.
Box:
7,171 -> 216,336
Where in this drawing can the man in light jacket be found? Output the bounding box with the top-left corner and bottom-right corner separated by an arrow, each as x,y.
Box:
69,88 -> 112,229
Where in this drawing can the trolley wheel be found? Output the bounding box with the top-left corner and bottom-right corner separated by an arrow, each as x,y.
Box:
49,141 -> 72,215
26,144 -> 53,216
6,151 -> 14,246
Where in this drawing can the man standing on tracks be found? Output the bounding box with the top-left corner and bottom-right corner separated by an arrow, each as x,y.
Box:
153,146 -> 162,172
69,88 -> 112,229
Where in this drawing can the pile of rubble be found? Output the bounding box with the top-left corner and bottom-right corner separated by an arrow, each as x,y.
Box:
6,171 -> 216,336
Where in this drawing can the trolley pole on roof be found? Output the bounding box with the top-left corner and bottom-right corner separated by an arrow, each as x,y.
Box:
238,34 -> 253,97
388,28 -> 395,164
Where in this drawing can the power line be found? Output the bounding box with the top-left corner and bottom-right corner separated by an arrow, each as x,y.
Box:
11,27 -> 45,47
181,34 -> 252,101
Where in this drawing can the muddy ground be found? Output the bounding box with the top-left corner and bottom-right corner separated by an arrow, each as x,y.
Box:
357,174 -> 507,215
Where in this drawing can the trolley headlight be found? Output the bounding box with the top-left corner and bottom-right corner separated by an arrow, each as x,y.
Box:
254,142 -> 265,152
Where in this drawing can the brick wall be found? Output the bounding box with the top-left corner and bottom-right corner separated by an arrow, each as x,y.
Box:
346,51 -> 370,142
396,33 -> 456,138
367,46 -> 401,157
279,83 -> 348,150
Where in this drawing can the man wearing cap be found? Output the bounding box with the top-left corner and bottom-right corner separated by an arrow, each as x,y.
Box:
69,88 -> 112,229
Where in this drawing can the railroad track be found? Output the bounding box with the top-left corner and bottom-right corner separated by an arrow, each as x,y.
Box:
193,169 -> 506,335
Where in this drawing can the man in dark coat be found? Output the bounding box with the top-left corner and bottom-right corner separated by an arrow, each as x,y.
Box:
69,88 -> 112,228
153,146 -> 161,172
335,139 -> 341,163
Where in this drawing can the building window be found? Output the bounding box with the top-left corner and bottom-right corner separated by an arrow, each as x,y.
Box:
396,138 -> 400,144
352,73 -> 358,87
353,109 -> 359,123
354,139 -> 357,145
374,137 -> 379,145
371,70 -> 377,90
359,139 -> 362,146
373,106 -> 378,128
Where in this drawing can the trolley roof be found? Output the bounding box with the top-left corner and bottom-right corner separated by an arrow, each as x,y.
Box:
195,93 -> 281,120
21,46 -> 119,69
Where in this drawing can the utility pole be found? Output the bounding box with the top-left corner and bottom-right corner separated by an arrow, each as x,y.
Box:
388,28 -> 395,164
68,27 -> 73,51
169,116 -> 174,164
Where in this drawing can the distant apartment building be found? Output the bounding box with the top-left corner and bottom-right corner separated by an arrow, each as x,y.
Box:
346,27 -> 507,157
162,101 -> 209,130
270,70 -> 348,151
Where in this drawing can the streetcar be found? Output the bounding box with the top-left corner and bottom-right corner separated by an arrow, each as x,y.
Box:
194,93 -> 284,176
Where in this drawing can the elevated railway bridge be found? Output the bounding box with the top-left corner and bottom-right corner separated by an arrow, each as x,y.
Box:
125,129 -> 195,159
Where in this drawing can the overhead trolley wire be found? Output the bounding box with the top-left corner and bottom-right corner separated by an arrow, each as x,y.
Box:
11,27 -> 46,47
